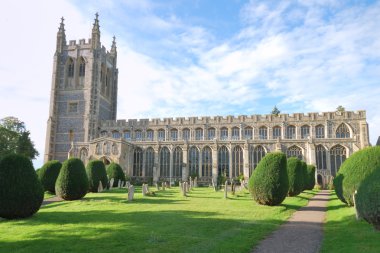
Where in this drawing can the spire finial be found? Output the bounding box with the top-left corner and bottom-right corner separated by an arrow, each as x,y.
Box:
95,12 -> 99,20
113,35 -> 116,43
58,16 -> 65,33
111,35 -> 117,53
61,16 -> 64,24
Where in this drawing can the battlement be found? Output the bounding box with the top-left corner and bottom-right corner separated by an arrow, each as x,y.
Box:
100,110 -> 367,128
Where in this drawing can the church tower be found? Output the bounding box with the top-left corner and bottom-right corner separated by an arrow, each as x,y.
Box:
44,14 -> 118,162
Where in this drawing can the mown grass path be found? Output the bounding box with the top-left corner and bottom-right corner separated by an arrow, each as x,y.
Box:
0,187 -> 316,253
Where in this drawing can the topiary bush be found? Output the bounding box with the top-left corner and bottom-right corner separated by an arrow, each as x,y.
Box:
341,146 -> 380,206
356,169 -> 380,230
0,154 -> 44,219
106,162 -> 126,187
333,173 -> 346,203
305,164 -> 316,190
248,152 -> 289,206
38,160 -> 62,193
86,160 -> 108,192
300,160 -> 308,191
55,158 -> 89,200
287,157 -> 304,196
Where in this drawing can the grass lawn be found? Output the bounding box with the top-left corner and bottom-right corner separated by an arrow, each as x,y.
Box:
321,191 -> 380,253
0,187 -> 316,253
43,191 -> 55,199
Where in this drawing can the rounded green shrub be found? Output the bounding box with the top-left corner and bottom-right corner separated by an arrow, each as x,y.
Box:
341,146 -> 380,206
38,160 -> 62,193
55,158 -> 89,200
86,160 -> 108,192
333,173 -> 346,203
106,162 -> 126,187
287,157 -> 304,196
356,169 -> 380,230
248,152 -> 289,206
305,165 -> 316,190
0,154 -> 44,219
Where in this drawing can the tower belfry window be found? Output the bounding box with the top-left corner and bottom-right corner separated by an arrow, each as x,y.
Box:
67,59 -> 74,77
79,58 -> 85,77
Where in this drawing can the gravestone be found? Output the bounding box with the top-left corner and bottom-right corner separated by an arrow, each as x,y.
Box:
182,182 -> 187,197
179,182 -> 183,193
98,181 -> 103,193
224,180 -> 228,199
109,178 -> 114,189
128,185 -> 135,201
186,181 -> 190,192
118,179 -> 121,188
142,184 -> 148,196
194,177 -> 198,187
162,182 -> 166,191
212,178 -> 217,191
156,182 -> 160,191
126,181 -> 130,189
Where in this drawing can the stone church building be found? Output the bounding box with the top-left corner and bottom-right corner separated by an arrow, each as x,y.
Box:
44,15 -> 370,186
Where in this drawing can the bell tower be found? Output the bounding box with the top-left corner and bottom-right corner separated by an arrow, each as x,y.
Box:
44,14 -> 118,162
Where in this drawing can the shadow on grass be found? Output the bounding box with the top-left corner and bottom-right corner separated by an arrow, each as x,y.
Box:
0,208 -> 286,253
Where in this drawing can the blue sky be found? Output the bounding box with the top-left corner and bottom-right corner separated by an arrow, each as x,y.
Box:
0,0 -> 379,168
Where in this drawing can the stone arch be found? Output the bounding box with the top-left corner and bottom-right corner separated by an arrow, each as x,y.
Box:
100,156 -> 112,165
330,144 -> 347,176
188,146 -> 200,177
79,147 -> 88,165
335,122 -> 353,138
159,146 -> 170,178
218,145 -> 229,177
286,145 -> 303,160
202,146 -> 212,177
317,174 -> 323,185
232,145 -> 243,178
145,147 -> 155,177
249,145 -> 266,176
133,147 -> 143,177
173,146 -> 183,178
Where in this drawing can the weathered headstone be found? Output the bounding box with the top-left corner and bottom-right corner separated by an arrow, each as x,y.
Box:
212,178 -> 217,191
109,178 -> 115,189
142,184 -> 148,196
162,182 -> 166,191
156,182 -> 160,191
182,182 -> 187,197
126,181 -> 130,189
179,182 -> 183,193
98,181 -> 103,193
118,179 -> 121,188
231,181 -> 235,195
194,177 -> 198,187
224,180 -> 228,199
128,185 -> 135,201
186,181 -> 190,192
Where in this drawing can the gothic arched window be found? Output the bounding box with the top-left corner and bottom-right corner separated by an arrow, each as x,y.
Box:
145,147 -> 155,177
220,127 -> 228,140
182,128 -> 190,140
249,145 -> 266,176
287,145 -> 302,160
146,129 -> 154,141
173,146 -> 183,178
244,127 -> 253,140
336,124 -> 350,138
158,129 -> 165,141
159,147 -> 170,178
316,145 -> 327,171
67,58 -> 74,77
273,126 -> 281,139
232,146 -> 243,178
259,126 -> 267,140
202,146 -> 212,177
195,128 -> 203,140
315,124 -> 325,138
286,125 -> 296,139
79,57 -> 85,77
207,128 -> 216,140
171,128 -> 178,141
189,146 -> 199,177
133,147 -> 143,177
301,125 -> 310,139
218,146 -> 229,177
232,127 -> 240,140
330,145 -> 346,176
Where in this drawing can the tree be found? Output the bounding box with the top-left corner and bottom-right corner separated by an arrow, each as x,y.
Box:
336,105 -> 345,113
271,106 -> 281,116
0,117 -> 38,160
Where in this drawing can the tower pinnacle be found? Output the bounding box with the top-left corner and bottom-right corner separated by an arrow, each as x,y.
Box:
91,12 -> 101,49
111,35 -> 117,54
56,17 -> 66,53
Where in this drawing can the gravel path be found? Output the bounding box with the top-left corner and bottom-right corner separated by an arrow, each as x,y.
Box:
41,196 -> 63,206
252,190 -> 330,253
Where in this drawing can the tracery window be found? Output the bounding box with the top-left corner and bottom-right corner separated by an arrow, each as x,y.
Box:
301,125 -> 310,139
158,129 -> 165,141
171,129 -> 178,141
195,128 -> 203,140
287,145 -> 302,160
232,146 -> 243,178
232,127 -> 240,140
79,57 -> 85,77
173,146 -> 183,178
112,131 -> 120,139
135,130 -> 142,141
286,125 -> 296,139
202,146 -> 212,177
101,131 -> 108,137
183,128 -> 190,141
244,127 -> 253,140
330,145 -> 346,176
207,128 -> 215,140
249,145 -> 266,176
123,131 -> 130,140
67,58 -> 74,77
159,147 -> 170,177
315,125 -> 325,138
316,145 -> 327,171
146,129 -> 154,141
273,126 -> 281,139
145,147 -> 154,177
336,124 -> 350,138
218,146 -> 229,177
189,146 -> 199,177
220,127 -> 228,140
259,126 -> 267,140
133,147 -> 143,177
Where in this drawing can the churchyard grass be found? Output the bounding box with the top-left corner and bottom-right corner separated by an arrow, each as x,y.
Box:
321,191 -> 380,253
0,187 -> 316,253
43,191 -> 55,199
